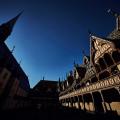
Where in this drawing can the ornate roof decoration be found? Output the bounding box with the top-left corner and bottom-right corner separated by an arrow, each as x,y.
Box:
107,9 -> 120,39
90,35 -> 114,64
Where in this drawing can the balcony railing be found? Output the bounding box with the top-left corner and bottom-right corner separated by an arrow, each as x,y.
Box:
59,72 -> 120,100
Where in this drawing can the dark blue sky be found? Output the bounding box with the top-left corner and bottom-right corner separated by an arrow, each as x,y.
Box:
0,0 -> 119,88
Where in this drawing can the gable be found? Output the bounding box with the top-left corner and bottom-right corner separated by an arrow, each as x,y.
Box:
90,35 -> 114,64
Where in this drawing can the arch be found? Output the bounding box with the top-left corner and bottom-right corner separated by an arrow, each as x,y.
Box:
112,51 -> 120,63
104,53 -> 114,67
98,58 -> 107,70
99,71 -> 110,80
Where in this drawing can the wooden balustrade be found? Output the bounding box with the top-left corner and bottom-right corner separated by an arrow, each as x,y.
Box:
59,73 -> 120,100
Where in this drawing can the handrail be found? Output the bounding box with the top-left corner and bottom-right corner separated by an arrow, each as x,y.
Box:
59,62 -> 120,96
59,72 -> 120,100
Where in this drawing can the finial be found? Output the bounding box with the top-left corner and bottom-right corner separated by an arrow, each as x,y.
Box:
88,30 -> 92,36
19,59 -> 22,65
11,45 -> 15,53
59,77 -> 60,82
43,76 -> 45,80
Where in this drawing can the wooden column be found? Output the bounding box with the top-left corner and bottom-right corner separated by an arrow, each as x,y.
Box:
77,96 -> 80,109
91,92 -> 95,112
82,95 -> 85,111
99,91 -> 107,113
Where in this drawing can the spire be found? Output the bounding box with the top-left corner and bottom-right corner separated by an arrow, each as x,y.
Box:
107,9 -> 120,30
43,76 -> 45,80
0,11 -> 23,42
58,77 -> 60,82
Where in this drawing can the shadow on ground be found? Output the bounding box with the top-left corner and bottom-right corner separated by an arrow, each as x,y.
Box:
0,106 -> 120,120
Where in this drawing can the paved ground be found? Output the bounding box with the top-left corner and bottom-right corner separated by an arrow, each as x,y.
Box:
0,106 -> 120,120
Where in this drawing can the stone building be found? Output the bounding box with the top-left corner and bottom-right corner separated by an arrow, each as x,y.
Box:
29,79 -> 58,109
58,10 -> 120,115
0,13 -> 30,110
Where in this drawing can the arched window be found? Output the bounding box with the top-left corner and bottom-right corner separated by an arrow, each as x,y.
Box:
98,58 -> 106,70
104,53 -> 114,67
112,51 -> 120,63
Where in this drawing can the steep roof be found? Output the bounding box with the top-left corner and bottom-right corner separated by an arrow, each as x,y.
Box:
33,80 -> 58,90
107,29 -> 120,39
0,12 -> 23,42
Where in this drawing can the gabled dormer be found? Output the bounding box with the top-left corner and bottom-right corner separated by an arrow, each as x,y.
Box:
90,35 -> 114,64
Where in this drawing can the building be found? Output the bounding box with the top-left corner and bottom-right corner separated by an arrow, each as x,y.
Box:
29,79 -> 58,109
58,10 -> 120,115
0,12 -> 30,110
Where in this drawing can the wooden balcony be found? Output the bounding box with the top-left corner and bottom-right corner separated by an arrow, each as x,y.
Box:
59,72 -> 120,100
